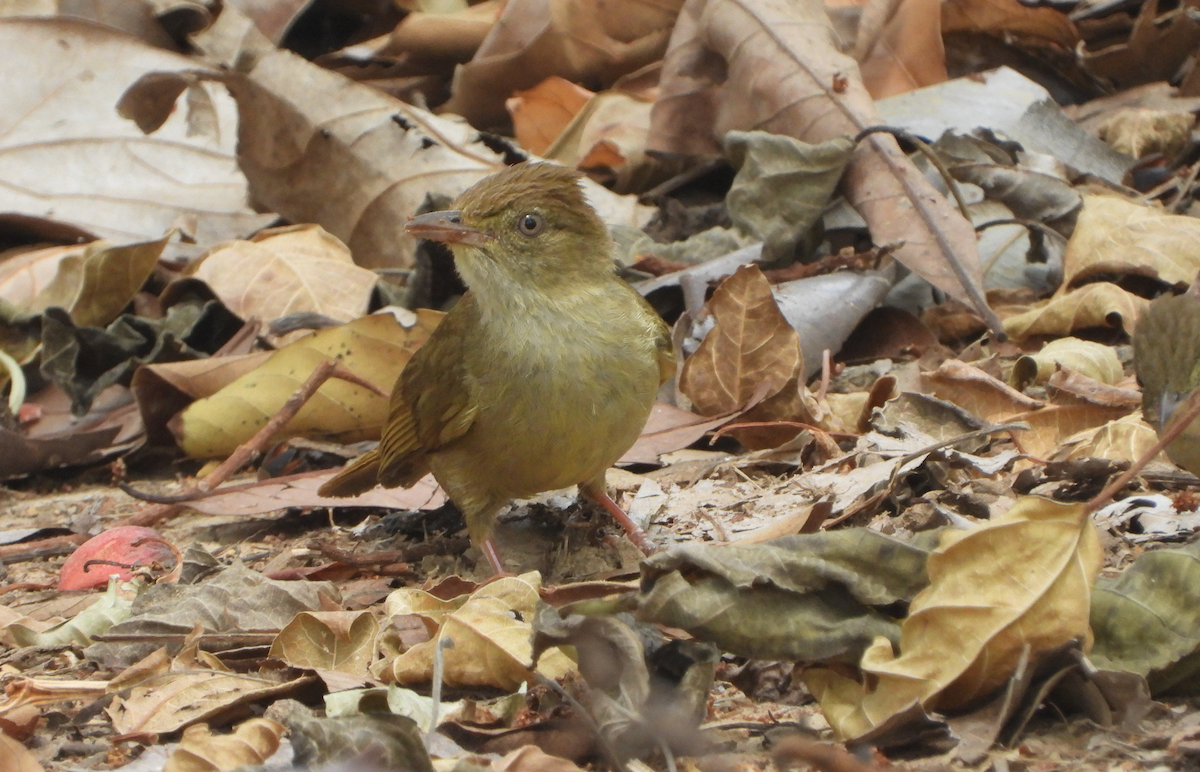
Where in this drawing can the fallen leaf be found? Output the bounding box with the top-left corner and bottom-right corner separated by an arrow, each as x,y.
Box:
648,0 -> 992,322
1001,282 -> 1149,340
189,225 -> 377,328
173,311 -> 442,458
855,0 -> 947,99
1012,337 -> 1124,389
806,496 -> 1101,740
507,76 -> 594,155
0,18 -> 274,260
269,612 -> 377,680
163,718 -> 284,772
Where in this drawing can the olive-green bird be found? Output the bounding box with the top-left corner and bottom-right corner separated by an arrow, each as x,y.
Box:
1134,291 -> 1200,475
318,163 -> 674,573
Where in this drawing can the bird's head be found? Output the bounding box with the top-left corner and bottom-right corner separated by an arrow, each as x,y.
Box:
404,163 -> 612,303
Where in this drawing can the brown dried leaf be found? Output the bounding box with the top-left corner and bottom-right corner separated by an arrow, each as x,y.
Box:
507,76 -> 594,156
922,359 -> 1043,422
648,0 -> 991,324
441,0 -> 685,128
806,496 -> 1102,740
855,0 -> 947,99
182,471 -> 445,516
941,0 -> 1079,49
190,225 -> 377,327
1009,403 -> 1132,459
163,718 -> 284,772
1081,0 -> 1200,90
1001,282 -> 1150,341
1063,195 -> 1200,290
269,612 -> 377,679
1097,108 -> 1195,160
678,265 -> 812,448
0,18 -> 273,260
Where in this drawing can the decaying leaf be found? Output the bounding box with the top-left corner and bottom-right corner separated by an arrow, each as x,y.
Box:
636,530 -> 934,661
269,611 -> 378,681
1091,540 -> 1200,696
855,0 -> 948,99
1062,195 -> 1200,290
1097,108 -> 1195,160
805,496 -> 1102,740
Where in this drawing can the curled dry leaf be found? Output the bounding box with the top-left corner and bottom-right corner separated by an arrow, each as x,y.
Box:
805,496 -> 1101,741
0,19 -> 273,259
190,225 -> 377,328
941,0 -> 1079,49
384,573 -> 574,690
1062,195 -> 1200,290
921,359 -> 1043,422
172,311 -> 443,458
163,718 -> 284,772
441,0 -> 685,128
1057,412 -> 1160,466
1080,0 -> 1200,90
1001,282 -> 1150,341
648,0 -> 992,326
1012,337 -> 1123,389
678,264 -> 813,449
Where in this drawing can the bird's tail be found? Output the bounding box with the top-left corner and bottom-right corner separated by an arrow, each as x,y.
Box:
317,449 -> 381,497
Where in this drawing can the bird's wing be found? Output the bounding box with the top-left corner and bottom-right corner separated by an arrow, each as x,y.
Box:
376,295 -> 481,487
636,291 -> 676,388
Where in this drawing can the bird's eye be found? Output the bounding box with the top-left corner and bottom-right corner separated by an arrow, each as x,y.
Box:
516,212 -> 544,237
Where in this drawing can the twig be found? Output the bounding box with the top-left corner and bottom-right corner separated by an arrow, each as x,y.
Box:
1085,384 -> 1200,516
119,360 -> 386,525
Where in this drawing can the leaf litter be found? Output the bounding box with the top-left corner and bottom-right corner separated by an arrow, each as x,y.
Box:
6,1 -> 1200,771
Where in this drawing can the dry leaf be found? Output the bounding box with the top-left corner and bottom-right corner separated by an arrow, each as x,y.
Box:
269,612 -> 378,679
163,718 -> 284,772
921,359 -> 1043,422
1057,412 -> 1161,465
679,265 -> 813,448
173,311 -> 442,458
941,0 -> 1079,49
441,0 -> 684,128
0,732 -> 42,772
1062,195 -> 1200,290
649,0 -> 992,325
0,18 -> 273,260
1012,337 -> 1123,389
1080,0 -> 1200,90
190,225 -> 377,327
1001,282 -> 1150,341
385,573 -> 574,690
855,0 -> 948,99
806,496 -> 1102,740
507,76 -> 594,155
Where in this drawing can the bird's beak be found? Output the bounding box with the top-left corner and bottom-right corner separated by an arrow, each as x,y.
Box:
405,210 -> 489,247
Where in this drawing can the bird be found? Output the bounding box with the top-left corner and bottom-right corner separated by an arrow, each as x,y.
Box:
318,162 -> 674,573
1133,290 -> 1200,475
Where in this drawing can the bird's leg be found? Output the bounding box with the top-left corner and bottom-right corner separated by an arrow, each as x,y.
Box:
481,537 -> 507,575
579,481 -> 656,555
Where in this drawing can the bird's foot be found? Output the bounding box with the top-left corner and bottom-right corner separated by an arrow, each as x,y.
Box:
580,484 -> 657,556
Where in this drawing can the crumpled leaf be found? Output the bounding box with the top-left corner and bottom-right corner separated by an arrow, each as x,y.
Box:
678,264 -> 813,449
173,311 -> 442,458
1098,108 -> 1195,160
648,0 -> 992,323
1091,539 -> 1200,696
85,561 -> 339,668
1061,195 -> 1200,290
0,18 -> 274,260
163,718 -> 284,772
266,700 -> 434,772
0,237 -> 166,364
805,496 -> 1102,741
1001,282 -> 1149,341
39,296 -> 241,416
636,530 -> 934,661
533,606 -> 717,759
385,572 -> 574,690
508,76 -> 595,156
1080,0 -> 1200,90
189,225 -> 378,328
9,576 -> 133,648
441,0 -> 684,128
